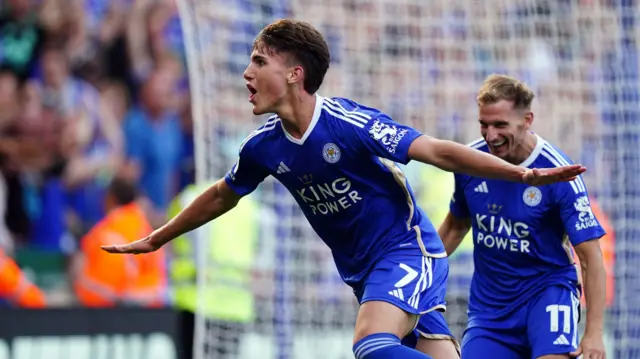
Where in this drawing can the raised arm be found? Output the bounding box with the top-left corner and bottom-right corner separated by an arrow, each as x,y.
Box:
407,136 -> 585,185
101,179 -> 241,254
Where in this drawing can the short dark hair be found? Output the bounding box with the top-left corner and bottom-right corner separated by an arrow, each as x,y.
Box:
253,19 -> 331,94
108,177 -> 139,206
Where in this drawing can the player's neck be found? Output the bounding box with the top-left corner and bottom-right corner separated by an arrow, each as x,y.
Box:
509,132 -> 538,165
277,92 -> 317,140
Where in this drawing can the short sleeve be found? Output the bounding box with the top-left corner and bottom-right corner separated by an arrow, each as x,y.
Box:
555,179 -> 606,247
224,143 -> 269,197
449,173 -> 471,219
351,113 -> 423,164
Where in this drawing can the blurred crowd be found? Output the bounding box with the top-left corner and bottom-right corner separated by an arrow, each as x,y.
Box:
0,0 -> 639,355
0,0 -> 195,307
0,0 -> 192,253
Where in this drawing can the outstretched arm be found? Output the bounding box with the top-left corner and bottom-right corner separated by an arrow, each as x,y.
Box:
407,136 -> 585,185
101,179 -> 241,254
103,128 -> 269,254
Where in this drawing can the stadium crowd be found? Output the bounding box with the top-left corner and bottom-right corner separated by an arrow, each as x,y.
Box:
0,0 -> 192,300
0,0 -> 637,356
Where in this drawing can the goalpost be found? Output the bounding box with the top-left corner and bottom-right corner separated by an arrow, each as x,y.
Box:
176,0 -> 640,358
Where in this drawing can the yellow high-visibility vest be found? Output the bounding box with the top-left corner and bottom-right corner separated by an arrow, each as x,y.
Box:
413,165 -> 474,256
168,184 -> 258,322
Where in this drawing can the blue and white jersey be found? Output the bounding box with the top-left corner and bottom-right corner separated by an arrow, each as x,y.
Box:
224,95 -> 446,285
450,135 -> 606,319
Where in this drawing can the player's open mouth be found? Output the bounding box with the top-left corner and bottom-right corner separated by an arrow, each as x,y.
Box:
489,140 -> 506,151
247,83 -> 257,102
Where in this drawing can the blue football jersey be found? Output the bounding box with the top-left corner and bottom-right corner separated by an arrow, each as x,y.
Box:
224,95 -> 446,285
450,136 -> 606,319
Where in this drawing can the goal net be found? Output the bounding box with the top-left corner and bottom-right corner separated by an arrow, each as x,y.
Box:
176,0 -> 640,358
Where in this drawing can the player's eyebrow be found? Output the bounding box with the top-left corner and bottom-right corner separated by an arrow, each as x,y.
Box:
251,54 -> 267,63
479,119 -> 509,126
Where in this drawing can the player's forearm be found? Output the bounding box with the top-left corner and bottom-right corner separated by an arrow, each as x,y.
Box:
581,254 -> 607,335
409,137 -> 525,182
440,231 -> 464,256
151,179 -> 239,247
438,212 -> 471,256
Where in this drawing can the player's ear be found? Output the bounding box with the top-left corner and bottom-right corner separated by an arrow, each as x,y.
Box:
523,111 -> 534,129
287,65 -> 304,85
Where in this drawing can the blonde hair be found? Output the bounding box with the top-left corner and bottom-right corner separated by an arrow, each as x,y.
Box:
477,74 -> 535,110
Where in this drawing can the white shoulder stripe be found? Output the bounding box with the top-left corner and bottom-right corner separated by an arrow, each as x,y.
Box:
324,98 -> 371,121
466,137 -> 486,149
542,144 -> 586,192
323,101 -> 368,124
540,151 -> 579,193
545,142 -> 587,192
540,150 -> 583,194
261,115 -> 279,128
238,119 -> 279,152
322,106 -> 365,128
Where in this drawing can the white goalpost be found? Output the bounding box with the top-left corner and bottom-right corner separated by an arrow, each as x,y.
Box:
177,1 -> 639,358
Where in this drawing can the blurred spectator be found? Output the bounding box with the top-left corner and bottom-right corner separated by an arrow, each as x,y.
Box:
28,45 -> 123,239
0,70 -> 19,125
101,80 -> 131,124
72,177 -> 167,307
0,71 -> 24,252
74,0 -> 127,73
154,52 -> 187,112
127,0 -> 186,91
123,70 -> 183,214
178,98 -> 195,191
0,0 -> 45,82
36,45 -> 123,168
0,247 -> 46,307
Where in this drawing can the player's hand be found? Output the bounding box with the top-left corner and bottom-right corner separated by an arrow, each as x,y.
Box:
522,164 -> 586,186
101,236 -> 160,255
570,332 -> 606,359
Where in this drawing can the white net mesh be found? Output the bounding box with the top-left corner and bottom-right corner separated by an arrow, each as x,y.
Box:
176,0 -> 640,358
